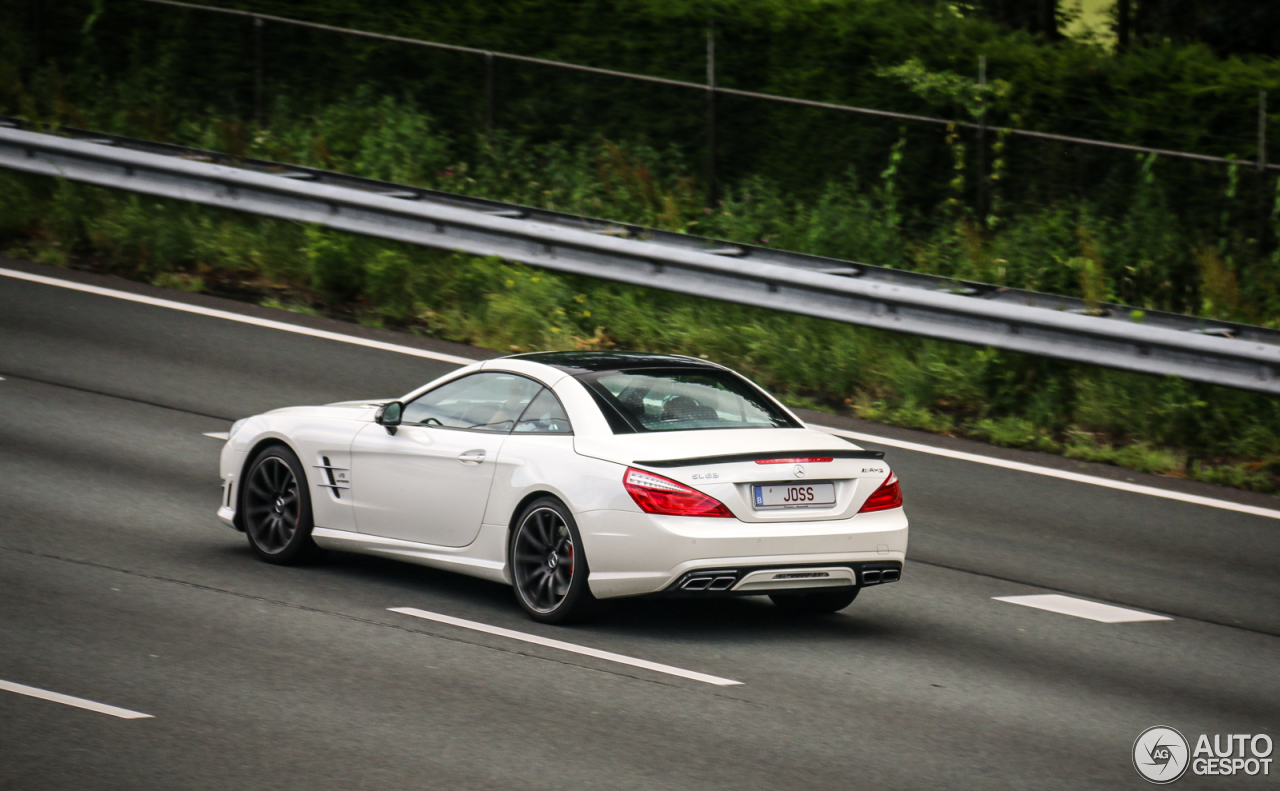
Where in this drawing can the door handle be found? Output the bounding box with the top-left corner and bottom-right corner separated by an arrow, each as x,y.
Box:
457,449 -> 487,464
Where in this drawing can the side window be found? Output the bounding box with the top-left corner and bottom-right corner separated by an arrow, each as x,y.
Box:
402,373 -> 542,432
514,388 -> 573,434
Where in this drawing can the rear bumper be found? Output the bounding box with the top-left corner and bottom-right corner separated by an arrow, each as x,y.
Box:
576,507 -> 908,599
660,560 -> 902,597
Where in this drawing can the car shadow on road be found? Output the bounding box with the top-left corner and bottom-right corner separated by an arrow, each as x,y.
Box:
589,595 -> 905,643
230,545 -> 908,644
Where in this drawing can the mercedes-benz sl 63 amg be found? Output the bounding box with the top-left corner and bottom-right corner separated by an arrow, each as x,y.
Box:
217,352 -> 907,622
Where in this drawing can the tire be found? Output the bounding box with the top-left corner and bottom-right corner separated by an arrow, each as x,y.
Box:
769,586 -> 858,615
240,444 -> 323,565
509,497 -> 598,624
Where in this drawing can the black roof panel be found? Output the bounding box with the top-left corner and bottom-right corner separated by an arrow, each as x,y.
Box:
510,351 -> 721,374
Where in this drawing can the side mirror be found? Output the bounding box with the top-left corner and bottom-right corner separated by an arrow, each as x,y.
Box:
375,401 -> 403,435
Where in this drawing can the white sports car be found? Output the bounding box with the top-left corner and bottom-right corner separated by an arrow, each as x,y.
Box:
217,352 -> 907,622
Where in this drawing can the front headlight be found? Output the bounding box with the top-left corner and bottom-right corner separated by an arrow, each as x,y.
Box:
230,418 -> 249,437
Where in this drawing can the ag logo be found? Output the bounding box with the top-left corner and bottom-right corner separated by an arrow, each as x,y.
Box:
793,464 -> 806,478
1134,726 -> 1189,784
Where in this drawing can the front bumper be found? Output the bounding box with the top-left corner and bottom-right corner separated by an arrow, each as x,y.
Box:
217,441 -> 248,531
576,507 -> 908,599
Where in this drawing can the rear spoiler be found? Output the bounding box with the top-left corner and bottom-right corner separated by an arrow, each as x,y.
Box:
634,449 -> 885,468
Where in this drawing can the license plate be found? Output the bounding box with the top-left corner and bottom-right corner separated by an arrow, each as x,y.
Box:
753,482 -> 836,509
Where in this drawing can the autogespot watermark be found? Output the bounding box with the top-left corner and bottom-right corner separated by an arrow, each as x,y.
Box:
1133,726 -> 1273,783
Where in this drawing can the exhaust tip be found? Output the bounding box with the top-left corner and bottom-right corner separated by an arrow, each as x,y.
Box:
881,569 -> 900,583
708,576 -> 736,591
682,577 -> 714,591
862,569 -> 883,585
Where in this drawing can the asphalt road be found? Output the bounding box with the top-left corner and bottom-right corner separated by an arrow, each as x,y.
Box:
2,259 -> 1277,790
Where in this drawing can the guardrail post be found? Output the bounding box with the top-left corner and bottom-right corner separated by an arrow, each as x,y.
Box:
33,1 -> 44,69
1116,0 -> 1131,51
976,55 -> 989,228
485,52 -> 496,138
1257,90 -> 1269,252
706,20 -> 718,207
254,16 -> 264,127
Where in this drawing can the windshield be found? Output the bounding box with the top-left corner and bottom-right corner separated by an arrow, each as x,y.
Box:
582,367 -> 799,432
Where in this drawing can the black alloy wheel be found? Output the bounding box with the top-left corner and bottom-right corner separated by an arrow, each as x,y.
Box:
769,586 -> 858,615
510,498 -> 597,623
242,445 -> 321,564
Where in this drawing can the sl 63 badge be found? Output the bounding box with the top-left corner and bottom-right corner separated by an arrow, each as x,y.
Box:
691,472 -> 720,480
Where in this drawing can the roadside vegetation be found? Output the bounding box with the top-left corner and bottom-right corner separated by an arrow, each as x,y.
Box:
2,0 -> 1279,492
4,168 -> 1278,493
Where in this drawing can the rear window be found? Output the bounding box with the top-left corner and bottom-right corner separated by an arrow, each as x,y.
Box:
581,368 -> 799,432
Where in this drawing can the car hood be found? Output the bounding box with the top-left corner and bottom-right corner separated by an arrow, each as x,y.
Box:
261,399 -> 390,420
573,426 -> 861,467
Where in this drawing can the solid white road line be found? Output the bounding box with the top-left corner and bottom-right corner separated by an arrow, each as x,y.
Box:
389,607 -> 743,686
8,265 -> 1278,521
0,267 -> 477,366
202,431 -> 230,440
816,425 -> 1280,521
993,594 -> 1172,623
0,679 -> 154,719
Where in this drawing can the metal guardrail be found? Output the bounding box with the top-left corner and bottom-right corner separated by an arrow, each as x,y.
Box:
1,123 -> 1278,395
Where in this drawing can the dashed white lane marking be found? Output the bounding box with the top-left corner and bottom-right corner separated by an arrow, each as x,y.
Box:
389,607 -> 743,686
993,594 -> 1172,623
8,265 -> 1277,521
0,679 -> 154,719
816,425 -> 1280,521
202,431 -> 230,440
0,268 -> 476,365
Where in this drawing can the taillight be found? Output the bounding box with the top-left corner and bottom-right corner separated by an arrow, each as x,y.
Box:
755,457 -> 834,464
858,470 -> 903,513
623,467 -> 734,518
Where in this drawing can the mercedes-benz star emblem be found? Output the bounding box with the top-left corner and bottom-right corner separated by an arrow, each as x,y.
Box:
793,464 -> 806,478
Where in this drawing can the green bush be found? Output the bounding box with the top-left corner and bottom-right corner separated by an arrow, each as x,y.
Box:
190,214 -> 309,286
0,173 -> 41,238
458,261 -> 582,352
83,195 -> 198,278
364,248 -> 417,323
969,416 -> 1060,453
858,398 -> 957,434
304,226 -> 363,303
1063,436 -> 1181,475
1190,461 -> 1275,493
151,271 -> 204,293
